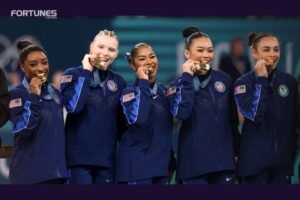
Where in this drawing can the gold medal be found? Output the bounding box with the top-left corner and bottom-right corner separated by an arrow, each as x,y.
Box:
36,73 -> 47,83
195,62 -> 210,71
91,58 -> 107,69
265,60 -> 275,67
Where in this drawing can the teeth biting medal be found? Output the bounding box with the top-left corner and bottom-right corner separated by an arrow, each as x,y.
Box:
92,58 -> 107,69
195,62 -> 210,71
36,73 -> 47,83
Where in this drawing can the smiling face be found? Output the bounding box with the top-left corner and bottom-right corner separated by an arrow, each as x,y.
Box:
90,34 -> 119,69
185,36 -> 213,75
20,50 -> 49,81
252,36 -> 280,72
131,45 -> 158,80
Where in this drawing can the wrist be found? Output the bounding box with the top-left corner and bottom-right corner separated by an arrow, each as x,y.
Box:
183,70 -> 193,76
83,66 -> 93,72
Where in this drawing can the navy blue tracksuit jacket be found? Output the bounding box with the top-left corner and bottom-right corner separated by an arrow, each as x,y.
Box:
9,79 -> 68,184
169,71 -> 239,180
61,66 -> 126,169
234,69 -> 299,176
116,79 -> 173,182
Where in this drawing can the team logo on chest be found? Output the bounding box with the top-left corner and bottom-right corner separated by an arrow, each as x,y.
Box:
278,84 -> 289,97
214,81 -> 226,93
107,80 -> 118,92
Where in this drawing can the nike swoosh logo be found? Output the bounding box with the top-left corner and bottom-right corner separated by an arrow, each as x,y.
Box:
153,95 -> 159,99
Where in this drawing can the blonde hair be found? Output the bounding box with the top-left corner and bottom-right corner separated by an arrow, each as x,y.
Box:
93,29 -> 118,42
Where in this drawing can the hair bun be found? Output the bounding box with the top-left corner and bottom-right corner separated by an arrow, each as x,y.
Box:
123,52 -> 132,63
248,32 -> 257,47
182,26 -> 200,38
16,40 -> 33,51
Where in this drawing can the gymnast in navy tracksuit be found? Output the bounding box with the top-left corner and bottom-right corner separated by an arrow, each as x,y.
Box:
116,43 -> 173,184
9,40 -> 68,184
61,29 -> 126,184
234,32 -> 299,184
169,27 -> 240,184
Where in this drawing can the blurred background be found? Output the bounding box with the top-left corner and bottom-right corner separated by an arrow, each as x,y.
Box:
1,16 -> 300,184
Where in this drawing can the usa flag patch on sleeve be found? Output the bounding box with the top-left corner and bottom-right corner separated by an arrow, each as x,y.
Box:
60,75 -> 73,83
234,85 -> 246,95
122,93 -> 135,102
9,98 -> 22,108
165,86 -> 177,96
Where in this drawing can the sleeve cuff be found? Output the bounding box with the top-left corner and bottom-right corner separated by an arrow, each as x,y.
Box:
181,72 -> 194,83
82,69 -> 93,80
29,93 -> 41,103
138,79 -> 150,88
256,77 -> 269,85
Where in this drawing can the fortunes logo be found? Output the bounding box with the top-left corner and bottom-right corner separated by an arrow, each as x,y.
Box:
11,10 -> 57,19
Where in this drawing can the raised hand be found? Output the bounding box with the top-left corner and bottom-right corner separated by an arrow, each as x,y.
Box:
136,66 -> 149,80
182,59 -> 196,75
82,54 -> 96,72
29,77 -> 43,95
255,60 -> 268,78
